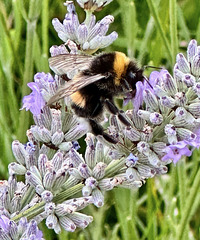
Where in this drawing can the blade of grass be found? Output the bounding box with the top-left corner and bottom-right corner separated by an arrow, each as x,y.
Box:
17,0 -> 42,142
146,179 -> 157,240
177,159 -> 186,214
42,0 -> 49,56
12,0 -> 23,52
177,5 -> 190,41
169,0 -> 178,63
176,166 -> 200,240
117,0 -> 137,58
146,0 -> 173,63
114,188 -> 139,240
0,12 -> 21,122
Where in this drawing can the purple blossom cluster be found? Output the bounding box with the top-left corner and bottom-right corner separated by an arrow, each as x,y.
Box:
52,1 -> 117,54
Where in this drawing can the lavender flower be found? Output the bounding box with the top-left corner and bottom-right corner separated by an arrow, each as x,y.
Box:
21,82 -> 45,116
21,72 -> 59,116
52,1 -> 117,53
0,216 -> 43,240
162,141 -> 192,163
119,39 -> 200,165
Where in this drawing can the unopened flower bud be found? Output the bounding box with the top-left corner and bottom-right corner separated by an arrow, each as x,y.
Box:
12,140 -> 27,165
162,73 -> 177,95
143,89 -> 158,111
46,214 -> 58,229
8,162 -> 26,175
137,110 -> 151,121
137,141 -> 151,156
82,185 -> 92,197
41,190 -> 53,202
59,216 -> 76,232
124,127 -> 140,142
160,96 -> 175,108
187,39 -> 197,63
126,153 -> 138,167
85,177 -> 98,189
51,130 -> 64,145
183,74 -> 196,87
92,188 -> 104,207
176,53 -> 190,73
92,162 -> 107,179
78,163 -> 92,179
191,47 -> 200,77
149,112 -> 163,125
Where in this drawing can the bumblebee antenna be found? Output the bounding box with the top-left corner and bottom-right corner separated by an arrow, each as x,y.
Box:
143,75 -> 153,88
142,65 -> 164,89
143,65 -> 163,70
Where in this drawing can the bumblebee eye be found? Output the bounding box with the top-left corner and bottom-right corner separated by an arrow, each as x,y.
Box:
128,71 -> 136,79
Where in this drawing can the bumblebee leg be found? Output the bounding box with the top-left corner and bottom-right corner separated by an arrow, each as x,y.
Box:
88,119 -> 118,144
104,99 -> 131,126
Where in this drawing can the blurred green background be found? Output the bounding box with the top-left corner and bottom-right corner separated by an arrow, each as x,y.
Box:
0,0 -> 199,239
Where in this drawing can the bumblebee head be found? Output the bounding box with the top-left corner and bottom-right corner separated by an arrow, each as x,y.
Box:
124,61 -> 144,91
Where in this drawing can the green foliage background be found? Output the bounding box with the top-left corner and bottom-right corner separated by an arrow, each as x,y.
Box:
0,0 -> 199,239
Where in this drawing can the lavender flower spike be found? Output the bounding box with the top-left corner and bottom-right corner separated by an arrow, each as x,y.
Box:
52,1 -> 117,53
21,72 -> 58,116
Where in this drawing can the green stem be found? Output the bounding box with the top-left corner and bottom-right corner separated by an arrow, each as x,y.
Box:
105,158 -> 126,178
146,0 -> 173,63
53,183 -> 84,203
176,167 -> 200,240
169,0 -> 178,63
12,201 -> 45,222
177,159 -> 186,214
17,19 -> 36,142
84,10 -> 93,26
42,0 -> 49,56
12,183 -> 83,222
17,0 -> 41,142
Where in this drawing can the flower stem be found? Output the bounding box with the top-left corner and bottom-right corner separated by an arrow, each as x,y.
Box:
42,0 -> 49,57
169,0 -> 178,63
176,166 -> 200,240
84,10 -> 93,26
105,158 -> 126,178
17,0 -> 41,142
12,183 -> 83,222
177,159 -> 186,214
53,183 -> 84,203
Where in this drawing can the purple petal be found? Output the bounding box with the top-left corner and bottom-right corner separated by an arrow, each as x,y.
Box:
21,82 -> 45,116
132,81 -> 145,111
0,215 -> 10,233
149,69 -> 169,87
162,141 -> 192,163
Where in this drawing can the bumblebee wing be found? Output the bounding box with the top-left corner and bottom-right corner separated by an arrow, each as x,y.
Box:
49,54 -> 94,76
47,73 -> 104,105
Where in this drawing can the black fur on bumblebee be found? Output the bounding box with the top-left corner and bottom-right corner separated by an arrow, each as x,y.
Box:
47,51 -> 144,143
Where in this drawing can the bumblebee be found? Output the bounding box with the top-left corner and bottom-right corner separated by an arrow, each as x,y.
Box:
48,52 -> 144,143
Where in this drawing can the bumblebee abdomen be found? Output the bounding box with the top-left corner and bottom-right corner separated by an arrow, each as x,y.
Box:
70,91 -> 86,108
71,84 -> 104,119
